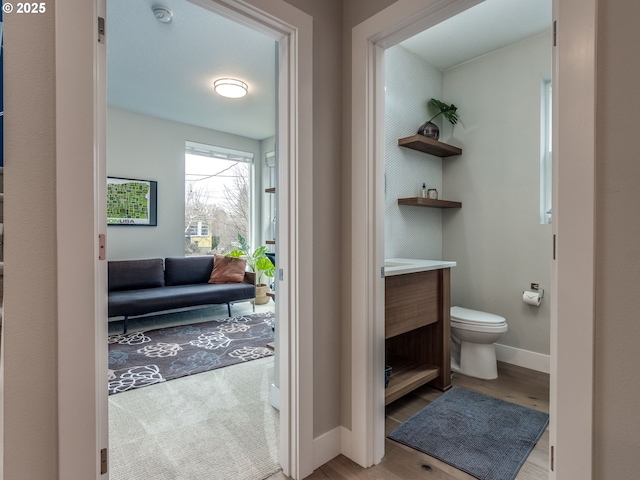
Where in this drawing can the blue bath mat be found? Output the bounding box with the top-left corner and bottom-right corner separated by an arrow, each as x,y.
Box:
388,386 -> 548,480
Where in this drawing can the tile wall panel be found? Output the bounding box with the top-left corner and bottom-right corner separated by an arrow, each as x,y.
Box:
385,45 -> 443,260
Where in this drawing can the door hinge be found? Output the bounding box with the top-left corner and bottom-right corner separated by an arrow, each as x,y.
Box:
553,20 -> 557,47
381,266 -> 385,278
98,17 -> 106,44
100,448 -> 108,475
550,445 -> 555,471
279,268 -> 284,281
553,234 -> 556,260
98,234 -> 106,260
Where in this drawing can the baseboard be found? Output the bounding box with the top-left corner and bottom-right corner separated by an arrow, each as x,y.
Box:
269,383 -> 280,410
494,343 -> 550,374
312,426 -> 345,470
340,426 -> 351,459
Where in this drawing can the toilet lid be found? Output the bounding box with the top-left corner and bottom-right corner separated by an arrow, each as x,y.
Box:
450,306 -> 506,326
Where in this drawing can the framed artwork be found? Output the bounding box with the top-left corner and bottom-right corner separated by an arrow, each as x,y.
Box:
107,177 -> 157,226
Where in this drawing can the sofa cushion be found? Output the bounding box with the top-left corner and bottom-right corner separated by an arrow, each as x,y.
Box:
208,254 -> 247,284
108,258 -> 164,292
164,256 -> 214,286
108,283 -> 255,318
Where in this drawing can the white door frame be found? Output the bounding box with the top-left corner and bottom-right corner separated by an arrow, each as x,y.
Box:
55,0 -> 314,478
56,0 -> 109,477
349,0 -> 596,476
550,0 -> 597,477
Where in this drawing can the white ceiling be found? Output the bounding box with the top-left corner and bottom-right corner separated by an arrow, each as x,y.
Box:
106,0 -> 277,140
400,0 -> 552,70
106,0 -> 551,141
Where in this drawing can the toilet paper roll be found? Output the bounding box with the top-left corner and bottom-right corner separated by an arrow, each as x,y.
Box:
523,290 -> 542,307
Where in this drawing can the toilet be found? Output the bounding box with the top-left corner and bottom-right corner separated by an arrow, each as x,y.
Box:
450,306 -> 508,380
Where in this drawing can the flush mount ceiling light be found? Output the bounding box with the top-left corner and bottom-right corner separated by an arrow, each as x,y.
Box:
213,78 -> 248,98
152,5 -> 173,24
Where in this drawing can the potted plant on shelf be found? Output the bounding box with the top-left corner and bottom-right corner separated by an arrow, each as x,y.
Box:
227,234 -> 275,305
417,98 -> 459,141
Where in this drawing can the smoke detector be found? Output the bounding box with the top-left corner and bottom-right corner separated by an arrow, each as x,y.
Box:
152,6 -> 173,24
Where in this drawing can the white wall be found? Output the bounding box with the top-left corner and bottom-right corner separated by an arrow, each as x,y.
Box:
282,0 -> 345,441
595,0 -> 640,475
107,107 -> 261,260
384,45 -> 443,260
3,8 -> 59,478
442,32 -> 552,356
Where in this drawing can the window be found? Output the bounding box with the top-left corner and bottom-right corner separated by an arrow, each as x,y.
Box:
186,222 -> 209,237
184,141 -> 254,255
541,79 -> 552,224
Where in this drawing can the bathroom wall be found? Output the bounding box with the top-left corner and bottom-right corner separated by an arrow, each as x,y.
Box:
442,32 -> 552,360
384,45 -> 443,260
107,107 -> 262,261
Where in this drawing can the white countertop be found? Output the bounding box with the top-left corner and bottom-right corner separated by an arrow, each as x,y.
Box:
384,258 -> 456,277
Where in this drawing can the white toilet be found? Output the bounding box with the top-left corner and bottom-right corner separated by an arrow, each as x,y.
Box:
450,306 -> 508,380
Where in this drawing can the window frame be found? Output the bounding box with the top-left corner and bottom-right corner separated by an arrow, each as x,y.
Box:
541,78 -> 552,224
184,141 -> 255,254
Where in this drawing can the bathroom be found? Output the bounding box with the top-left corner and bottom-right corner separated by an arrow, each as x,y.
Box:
384,2 -> 552,378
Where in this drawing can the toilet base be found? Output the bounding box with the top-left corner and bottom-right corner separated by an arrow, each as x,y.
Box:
451,340 -> 499,380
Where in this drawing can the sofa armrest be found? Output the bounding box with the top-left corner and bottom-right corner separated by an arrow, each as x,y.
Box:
244,271 -> 255,285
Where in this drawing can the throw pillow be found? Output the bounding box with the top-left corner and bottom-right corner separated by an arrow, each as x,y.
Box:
208,254 -> 247,284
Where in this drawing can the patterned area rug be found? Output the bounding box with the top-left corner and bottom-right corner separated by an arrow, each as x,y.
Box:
108,312 -> 274,395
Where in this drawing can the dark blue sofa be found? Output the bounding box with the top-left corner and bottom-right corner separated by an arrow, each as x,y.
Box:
108,256 -> 255,333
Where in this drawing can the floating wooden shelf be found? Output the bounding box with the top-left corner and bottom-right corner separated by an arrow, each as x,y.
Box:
398,135 -> 462,158
385,355 -> 440,405
265,187 -> 276,193
398,197 -> 462,209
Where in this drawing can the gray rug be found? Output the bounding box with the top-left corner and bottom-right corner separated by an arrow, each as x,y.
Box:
108,312 -> 274,395
388,386 -> 549,480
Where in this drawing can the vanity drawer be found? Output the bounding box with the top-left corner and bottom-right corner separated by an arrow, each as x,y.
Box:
385,270 -> 440,338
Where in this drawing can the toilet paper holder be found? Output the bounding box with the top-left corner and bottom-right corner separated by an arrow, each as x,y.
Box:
527,283 -> 544,299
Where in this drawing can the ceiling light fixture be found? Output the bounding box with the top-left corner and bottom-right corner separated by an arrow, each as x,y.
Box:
214,78 -> 248,98
152,6 -> 173,24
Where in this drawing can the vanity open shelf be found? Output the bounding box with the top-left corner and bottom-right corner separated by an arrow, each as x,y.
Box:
398,197 -> 462,209
398,134 -> 462,158
385,267 -> 452,404
384,354 -> 440,405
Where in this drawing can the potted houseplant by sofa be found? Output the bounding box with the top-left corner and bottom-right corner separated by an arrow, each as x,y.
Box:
417,98 -> 459,140
227,234 -> 275,305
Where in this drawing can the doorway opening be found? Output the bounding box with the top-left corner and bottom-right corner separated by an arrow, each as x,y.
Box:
105,1 -> 280,477
55,0 -> 314,478
349,0 -> 596,476
381,0 -> 552,474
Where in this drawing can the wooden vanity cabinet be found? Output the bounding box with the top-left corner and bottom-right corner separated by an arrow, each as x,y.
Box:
384,268 -> 451,405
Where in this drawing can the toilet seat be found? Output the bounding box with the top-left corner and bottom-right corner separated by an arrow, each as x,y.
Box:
450,306 -> 506,327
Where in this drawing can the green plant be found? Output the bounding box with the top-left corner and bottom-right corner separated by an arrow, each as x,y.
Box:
227,234 -> 275,285
427,98 -> 459,125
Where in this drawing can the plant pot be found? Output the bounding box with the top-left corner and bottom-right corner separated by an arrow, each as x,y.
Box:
417,121 -> 440,140
255,284 -> 271,305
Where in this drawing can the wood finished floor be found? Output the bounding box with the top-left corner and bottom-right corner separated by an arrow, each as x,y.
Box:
267,362 -> 549,480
